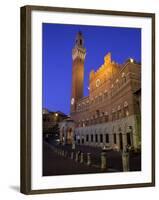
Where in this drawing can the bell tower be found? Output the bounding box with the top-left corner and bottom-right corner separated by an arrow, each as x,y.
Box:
71,31 -> 86,114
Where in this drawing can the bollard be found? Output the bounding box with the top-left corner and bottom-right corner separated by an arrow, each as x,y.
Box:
122,151 -> 130,172
75,151 -> 80,162
87,153 -> 91,166
80,152 -> 84,163
64,151 -> 67,157
71,152 -> 74,159
101,151 -> 107,170
72,142 -> 75,150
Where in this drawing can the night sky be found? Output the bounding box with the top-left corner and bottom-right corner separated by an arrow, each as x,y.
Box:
42,23 -> 141,115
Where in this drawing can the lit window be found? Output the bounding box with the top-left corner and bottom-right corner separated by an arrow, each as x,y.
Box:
123,106 -> 129,117
122,72 -> 125,78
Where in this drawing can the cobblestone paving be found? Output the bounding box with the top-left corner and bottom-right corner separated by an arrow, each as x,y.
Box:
43,142 -> 104,176
43,139 -> 141,176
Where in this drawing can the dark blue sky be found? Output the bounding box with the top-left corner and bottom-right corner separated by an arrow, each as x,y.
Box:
42,23 -> 141,115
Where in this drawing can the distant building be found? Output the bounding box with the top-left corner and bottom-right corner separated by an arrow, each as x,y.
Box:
43,109 -> 68,135
59,118 -> 75,144
60,32 -> 141,151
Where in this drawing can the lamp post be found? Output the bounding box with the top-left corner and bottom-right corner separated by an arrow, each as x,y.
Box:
55,113 -> 58,122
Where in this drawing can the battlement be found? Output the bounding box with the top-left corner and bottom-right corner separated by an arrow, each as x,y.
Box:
104,52 -> 112,64
89,52 -> 119,80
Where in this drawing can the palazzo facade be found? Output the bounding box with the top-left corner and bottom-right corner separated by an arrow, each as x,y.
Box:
60,32 -> 141,151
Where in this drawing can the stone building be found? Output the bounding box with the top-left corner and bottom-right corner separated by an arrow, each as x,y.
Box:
60,31 -> 141,151
59,118 -> 75,145
43,108 -> 68,136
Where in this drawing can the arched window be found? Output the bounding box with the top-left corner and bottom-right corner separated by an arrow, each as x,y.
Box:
117,105 -> 122,119
123,101 -> 129,117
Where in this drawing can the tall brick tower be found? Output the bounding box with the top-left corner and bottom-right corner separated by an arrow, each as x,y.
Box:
70,32 -> 86,114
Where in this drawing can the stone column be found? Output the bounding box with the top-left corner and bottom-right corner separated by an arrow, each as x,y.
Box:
132,126 -> 138,150
93,134 -> 96,146
129,116 -> 138,150
85,133 -> 88,145
103,134 -> 106,146
88,133 -> 91,145
109,133 -> 113,148
97,134 -> 100,146
116,133 -> 120,151
80,134 -> 83,145
122,133 -> 127,149
84,134 -> 87,145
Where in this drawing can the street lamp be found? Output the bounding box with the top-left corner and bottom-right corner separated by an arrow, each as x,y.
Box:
130,58 -> 134,63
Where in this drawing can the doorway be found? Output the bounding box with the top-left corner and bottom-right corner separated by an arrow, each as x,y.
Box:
119,133 -> 123,150
127,132 -> 131,146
